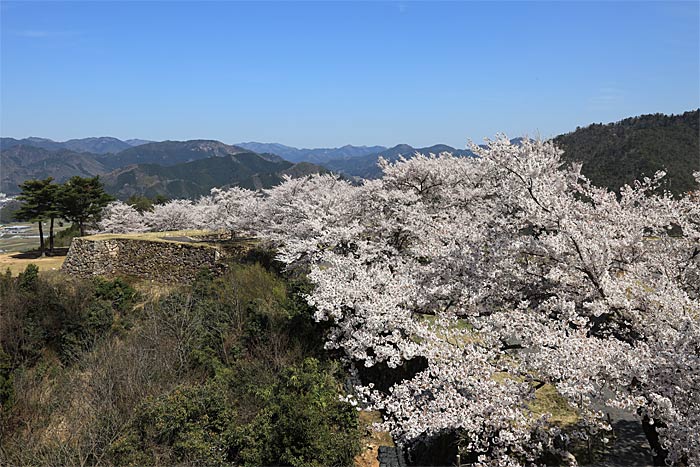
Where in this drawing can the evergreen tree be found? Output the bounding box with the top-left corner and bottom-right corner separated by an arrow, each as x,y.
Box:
14,178 -> 59,256
59,176 -> 114,236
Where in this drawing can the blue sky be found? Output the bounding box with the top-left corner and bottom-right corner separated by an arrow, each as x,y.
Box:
1,1 -> 698,148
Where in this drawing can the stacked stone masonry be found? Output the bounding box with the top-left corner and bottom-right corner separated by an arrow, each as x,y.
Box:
378,446 -> 407,467
61,237 -> 225,282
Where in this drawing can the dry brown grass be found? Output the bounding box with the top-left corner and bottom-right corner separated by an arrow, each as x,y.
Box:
0,252 -> 66,276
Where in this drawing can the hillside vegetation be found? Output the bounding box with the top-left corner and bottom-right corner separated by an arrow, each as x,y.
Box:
556,109 -> 699,195
0,256 -> 361,466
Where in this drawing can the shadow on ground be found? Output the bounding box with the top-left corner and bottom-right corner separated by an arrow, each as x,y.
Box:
10,248 -> 69,259
591,419 -> 653,467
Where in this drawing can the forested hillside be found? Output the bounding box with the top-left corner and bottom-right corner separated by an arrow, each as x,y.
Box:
101,152 -> 327,199
99,140 -> 253,169
0,145 -> 107,194
556,110 -> 699,195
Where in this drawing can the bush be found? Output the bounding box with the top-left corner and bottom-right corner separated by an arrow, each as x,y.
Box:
18,264 -> 39,290
53,223 -> 80,248
232,358 -> 360,467
93,276 -> 137,312
0,346 -> 13,411
111,381 -> 236,466
0,268 -> 130,366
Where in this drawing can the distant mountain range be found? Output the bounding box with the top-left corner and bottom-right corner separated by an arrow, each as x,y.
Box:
236,142 -> 387,164
102,151 -> 326,199
0,139 -> 328,199
323,144 -> 477,179
1,109 -> 698,198
0,136 -> 151,154
99,140 -> 258,169
1,145 -> 108,194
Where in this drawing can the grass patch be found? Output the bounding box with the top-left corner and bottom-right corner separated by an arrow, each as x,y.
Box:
83,230 -> 218,248
0,253 -> 66,276
529,383 -> 580,427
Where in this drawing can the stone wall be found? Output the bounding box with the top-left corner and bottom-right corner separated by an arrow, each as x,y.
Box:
61,236 -> 224,282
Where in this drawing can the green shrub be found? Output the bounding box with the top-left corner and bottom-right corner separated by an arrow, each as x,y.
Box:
0,271 -> 124,366
111,381 -> 236,466
231,358 -> 360,467
93,276 -> 137,312
269,358 -> 360,467
53,223 -> 80,248
18,264 -> 39,290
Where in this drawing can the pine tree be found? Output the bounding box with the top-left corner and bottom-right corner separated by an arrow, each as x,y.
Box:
14,178 -> 59,256
59,176 -> 114,236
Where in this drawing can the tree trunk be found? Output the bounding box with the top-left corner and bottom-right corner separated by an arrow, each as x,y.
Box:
38,221 -> 45,257
642,415 -> 668,466
79,221 -> 85,237
49,216 -> 55,253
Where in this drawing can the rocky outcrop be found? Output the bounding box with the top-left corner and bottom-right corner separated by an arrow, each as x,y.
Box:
61,236 -> 224,282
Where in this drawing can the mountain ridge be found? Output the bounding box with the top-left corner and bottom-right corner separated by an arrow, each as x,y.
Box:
322,143 -> 476,179
236,142 -> 387,164
0,145 -> 107,194
101,151 -> 328,199
0,136 -> 150,154
3,109 -> 698,196
555,109 -> 699,196
97,140 -> 250,169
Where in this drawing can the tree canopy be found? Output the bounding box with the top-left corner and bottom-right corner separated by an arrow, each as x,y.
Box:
59,176 -> 114,236
14,177 -> 60,255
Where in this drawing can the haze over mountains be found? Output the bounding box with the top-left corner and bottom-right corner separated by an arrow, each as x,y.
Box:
236,142 -> 388,164
1,109 -> 698,199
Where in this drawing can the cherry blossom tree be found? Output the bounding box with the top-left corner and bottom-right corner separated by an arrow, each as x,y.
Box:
143,199 -> 199,232
257,138 -> 700,466
203,186 -> 260,237
97,201 -> 148,233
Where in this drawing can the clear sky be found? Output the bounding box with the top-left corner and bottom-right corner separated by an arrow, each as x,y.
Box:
1,1 -> 698,148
